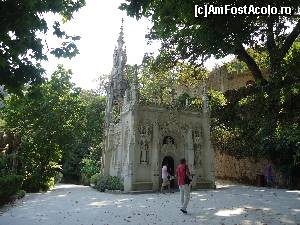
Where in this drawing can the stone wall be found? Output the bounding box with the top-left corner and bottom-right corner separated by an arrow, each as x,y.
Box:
207,66 -> 269,93
176,66 -> 269,99
214,150 -> 284,186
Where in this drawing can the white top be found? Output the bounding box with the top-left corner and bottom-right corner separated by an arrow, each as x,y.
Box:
162,165 -> 168,179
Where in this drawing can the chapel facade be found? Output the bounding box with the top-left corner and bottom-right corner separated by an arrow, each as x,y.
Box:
103,24 -> 215,192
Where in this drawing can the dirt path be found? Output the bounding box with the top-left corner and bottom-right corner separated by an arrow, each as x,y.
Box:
0,183 -> 299,225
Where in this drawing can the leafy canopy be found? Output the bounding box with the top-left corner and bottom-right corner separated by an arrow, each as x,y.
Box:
2,65 -> 85,190
209,42 -> 300,187
138,55 -> 207,106
2,65 -> 106,191
121,0 -> 300,84
0,0 -> 85,94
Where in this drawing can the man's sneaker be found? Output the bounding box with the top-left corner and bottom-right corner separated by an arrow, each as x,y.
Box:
180,209 -> 187,214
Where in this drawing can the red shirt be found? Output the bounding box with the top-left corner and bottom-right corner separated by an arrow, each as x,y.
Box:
176,163 -> 190,185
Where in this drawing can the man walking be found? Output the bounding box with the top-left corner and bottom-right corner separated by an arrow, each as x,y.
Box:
176,158 -> 191,214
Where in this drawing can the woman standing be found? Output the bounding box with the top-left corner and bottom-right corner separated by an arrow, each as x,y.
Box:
161,162 -> 171,193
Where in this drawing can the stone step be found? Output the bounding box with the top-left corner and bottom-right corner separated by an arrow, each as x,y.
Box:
194,181 -> 216,189
127,190 -> 155,194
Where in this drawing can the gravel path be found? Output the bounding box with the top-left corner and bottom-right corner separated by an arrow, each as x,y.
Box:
0,183 -> 299,225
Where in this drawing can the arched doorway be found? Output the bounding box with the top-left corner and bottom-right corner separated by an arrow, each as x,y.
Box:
161,156 -> 175,188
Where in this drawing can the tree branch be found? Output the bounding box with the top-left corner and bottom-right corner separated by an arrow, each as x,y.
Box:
234,44 -> 267,85
279,18 -> 300,59
266,18 -> 278,59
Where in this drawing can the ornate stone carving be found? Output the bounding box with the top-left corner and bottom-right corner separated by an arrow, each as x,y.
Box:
104,20 -> 128,127
123,125 -> 130,162
161,136 -> 176,155
193,128 -> 203,167
103,22 -> 215,192
139,123 -> 152,165
111,131 -> 121,165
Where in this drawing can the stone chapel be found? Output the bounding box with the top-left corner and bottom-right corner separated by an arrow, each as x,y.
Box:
103,23 -> 215,192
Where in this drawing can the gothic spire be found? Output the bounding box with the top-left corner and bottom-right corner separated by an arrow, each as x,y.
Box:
105,19 -> 128,128
117,18 -> 125,49
113,19 -> 126,70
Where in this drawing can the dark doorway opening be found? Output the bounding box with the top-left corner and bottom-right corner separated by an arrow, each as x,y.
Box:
162,156 -> 175,188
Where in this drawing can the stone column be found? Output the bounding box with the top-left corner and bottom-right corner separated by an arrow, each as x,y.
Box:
202,112 -> 215,186
124,141 -> 134,192
123,116 -> 135,192
151,120 -> 160,191
186,128 -> 195,186
103,128 -> 111,176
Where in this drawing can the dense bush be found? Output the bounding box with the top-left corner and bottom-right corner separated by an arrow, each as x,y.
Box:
16,190 -> 26,199
80,158 -> 101,185
90,173 -> 123,192
80,158 -> 100,185
2,66 -> 106,191
210,76 -> 300,187
210,42 -> 300,188
61,92 -> 105,183
0,175 -> 23,204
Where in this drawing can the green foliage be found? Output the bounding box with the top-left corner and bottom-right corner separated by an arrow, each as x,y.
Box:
107,176 -> 124,191
175,92 -> 203,109
0,175 -> 23,204
80,158 -> 101,185
0,118 -> 5,130
0,0 -> 85,94
211,67 -> 300,187
54,172 -> 63,184
121,0 -> 299,83
2,65 -> 85,191
208,90 -> 227,111
16,190 -> 26,199
139,57 -> 177,105
90,173 -> 107,191
207,41 -> 300,187
139,56 -> 207,106
1,65 -> 106,190
80,158 -> 100,177
176,92 -> 192,107
67,91 -> 105,183
90,173 -> 123,192
225,48 -> 270,74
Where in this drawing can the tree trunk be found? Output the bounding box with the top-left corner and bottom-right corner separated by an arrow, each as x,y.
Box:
266,18 -> 300,78
235,45 -> 268,85
266,18 -> 281,78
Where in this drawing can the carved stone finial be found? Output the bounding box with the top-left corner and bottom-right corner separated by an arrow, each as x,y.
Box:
121,18 -> 124,29
104,21 -> 128,127
202,84 -> 209,112
133,64 -> 138,84
118,19 -> 125,48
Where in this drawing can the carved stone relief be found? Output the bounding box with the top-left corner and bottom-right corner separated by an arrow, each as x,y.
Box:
193,128 -> 203,167
112,132 -> 121,165
123,126 -> 130,164
161,136 -> 176,155
139,123 -> 152,165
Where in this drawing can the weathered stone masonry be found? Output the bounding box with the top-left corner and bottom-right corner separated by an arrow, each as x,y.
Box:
103,24 -> 215,192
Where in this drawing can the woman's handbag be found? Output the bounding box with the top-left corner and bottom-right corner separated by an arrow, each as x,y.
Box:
184,165 -> 192,185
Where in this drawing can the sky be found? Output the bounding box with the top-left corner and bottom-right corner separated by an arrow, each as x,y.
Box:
42,0 -> 233,90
